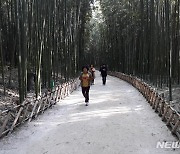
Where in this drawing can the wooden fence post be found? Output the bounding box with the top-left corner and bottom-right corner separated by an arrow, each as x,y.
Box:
0,111 -> 11,137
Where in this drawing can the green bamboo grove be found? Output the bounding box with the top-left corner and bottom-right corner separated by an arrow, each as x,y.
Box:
88,0 -> 180,101
0,0 -> 93,103
0,0 -> 180,104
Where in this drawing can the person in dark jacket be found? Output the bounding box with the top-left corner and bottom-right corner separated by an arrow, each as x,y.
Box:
99,64 -> 107,85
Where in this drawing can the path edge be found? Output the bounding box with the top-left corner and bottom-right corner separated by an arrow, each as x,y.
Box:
109,71 -> 180,140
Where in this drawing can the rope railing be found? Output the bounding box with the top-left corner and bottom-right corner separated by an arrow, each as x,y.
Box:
0,79 -> 80,138
109,72 -> 180,140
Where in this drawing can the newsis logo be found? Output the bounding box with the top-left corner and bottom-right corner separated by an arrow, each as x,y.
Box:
156,141 -> 180,149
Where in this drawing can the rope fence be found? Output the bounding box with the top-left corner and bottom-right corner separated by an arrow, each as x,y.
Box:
109,72 -> 180,140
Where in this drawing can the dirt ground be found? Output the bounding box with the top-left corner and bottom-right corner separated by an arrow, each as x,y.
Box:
0,73 -> 179,154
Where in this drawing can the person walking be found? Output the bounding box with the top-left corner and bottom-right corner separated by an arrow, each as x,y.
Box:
90,64 -> 95,85
99,64 -> 108,85
79,66 -> 93,106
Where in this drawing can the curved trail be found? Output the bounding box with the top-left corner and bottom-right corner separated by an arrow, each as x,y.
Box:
0,72 -> 179,154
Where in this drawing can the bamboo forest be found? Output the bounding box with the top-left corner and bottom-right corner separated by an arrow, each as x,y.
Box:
0,0 -> 180,151
1,0 -> 179,107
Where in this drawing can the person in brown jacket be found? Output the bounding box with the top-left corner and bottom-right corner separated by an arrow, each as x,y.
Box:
79,66 -> 93,106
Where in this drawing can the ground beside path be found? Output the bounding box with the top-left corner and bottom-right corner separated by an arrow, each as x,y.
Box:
0,72 -> 179,154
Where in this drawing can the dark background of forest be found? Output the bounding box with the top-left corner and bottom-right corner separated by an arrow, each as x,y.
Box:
0,0 -> 180,112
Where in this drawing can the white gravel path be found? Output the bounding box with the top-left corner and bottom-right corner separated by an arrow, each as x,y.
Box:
0,72 -> 179,154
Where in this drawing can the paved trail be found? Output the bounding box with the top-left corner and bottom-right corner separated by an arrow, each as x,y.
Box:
0,72 -> 179,154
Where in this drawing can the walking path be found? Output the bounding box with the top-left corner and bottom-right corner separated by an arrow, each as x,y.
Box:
0,72 -> 179,154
